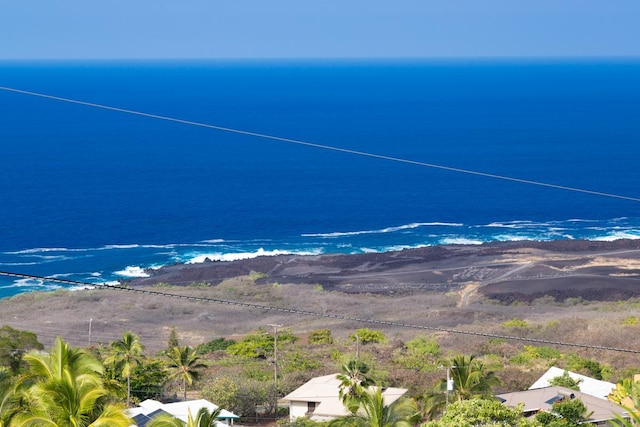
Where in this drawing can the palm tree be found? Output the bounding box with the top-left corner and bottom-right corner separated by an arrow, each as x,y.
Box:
147,407 -> 223,427
191,406 -> 223,427
0,368 -> 18,427
329,387 -> 420,427
166,346 -> 206,401
11,337 -> 132,427
337,359 -> 375,413
612,406 -> 640,427
423,354 -> 500,419
447,355 -> 500,401
105,331 -> 145,406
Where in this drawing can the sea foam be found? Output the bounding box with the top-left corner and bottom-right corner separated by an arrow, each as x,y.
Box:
114,266 -> 150,278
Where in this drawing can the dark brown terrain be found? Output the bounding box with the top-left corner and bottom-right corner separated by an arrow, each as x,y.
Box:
2,239 -> 640,360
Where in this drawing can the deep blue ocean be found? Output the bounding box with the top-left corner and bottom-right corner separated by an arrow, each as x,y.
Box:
1,59 -> 639,298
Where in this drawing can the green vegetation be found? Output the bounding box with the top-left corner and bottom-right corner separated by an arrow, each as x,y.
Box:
423,399 -> 532,427
564,354 -> 612,380
534,398 -> 592,426
328,387 -> 420,427
0,325 -> 43,374
393,335 -> 440,372
501,317 -> 530,329
249,271 -> 267,280
8,337 -> 132,426
166,345 -> 207,401
308,328 -> 334,345
350,328 -> 387,345
422,354 -> 500,419
509,345 -> 561,366
548,371 -> 582,390
0,318 -> 636,426
105,331 -> 145,406
197,337 -> 237,354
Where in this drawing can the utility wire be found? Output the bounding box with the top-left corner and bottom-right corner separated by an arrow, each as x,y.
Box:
1,85 -> 639,203
1,270 -> 638,355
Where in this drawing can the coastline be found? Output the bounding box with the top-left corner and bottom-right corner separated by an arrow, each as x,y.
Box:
3,238 -> 640,354
129,238 -> 640,303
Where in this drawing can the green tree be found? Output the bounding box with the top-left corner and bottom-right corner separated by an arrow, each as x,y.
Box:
611,406 -> 640,427
148,406 -> 223,427
549,371 -> 582,391
11,337 -> 131,427
337,359 -> 375,413
201,376 -> 268,417
168,327 -> 180,349
564,354 -> 611,380
105,331 -> 145,406
423,354 -> 500,419
0,368 -> 18,427
129,358 -> 169,402
190,406 -> 223,427
146,413 -> 184,427
423,398 -> 533,427
609,378 -> 640,426
0,325 -> 43,374
166,346 -> 206,401
534,397 -> 593,426
328,387 -> 419,427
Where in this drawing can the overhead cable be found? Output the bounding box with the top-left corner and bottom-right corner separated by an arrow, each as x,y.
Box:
1,85 -> 639,203
1,270 -> 638,355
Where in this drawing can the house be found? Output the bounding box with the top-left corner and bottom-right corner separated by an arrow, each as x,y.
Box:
126,399 -> 239,427
497,386 -> 629,426
281,373 -> 408,421
529,366 -> 615,400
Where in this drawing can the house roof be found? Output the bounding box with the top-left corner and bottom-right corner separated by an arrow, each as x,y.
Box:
497,386 -> 628,423
127,399 -> 239,426
282,373 -> 408,420
529,367 -> 615,400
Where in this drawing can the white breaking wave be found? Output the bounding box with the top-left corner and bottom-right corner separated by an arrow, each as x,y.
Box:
302,222 -> 463,238
593,231 -> 640,241
440,237 -> 484,245
484,221 -> 553,229
114,266 -> 150,277
103,244 -> 140,250
491,234 -> 534,242
186,248 -> 323,264
4,247 -> 73,254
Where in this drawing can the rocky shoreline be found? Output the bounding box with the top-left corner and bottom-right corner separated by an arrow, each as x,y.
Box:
130,239 -> 640,303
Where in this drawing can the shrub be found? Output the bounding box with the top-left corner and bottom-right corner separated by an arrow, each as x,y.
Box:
197,337 -> 236,354
350,328 -> 387,344
501,317 -> 529,328
308,329 -> 334,345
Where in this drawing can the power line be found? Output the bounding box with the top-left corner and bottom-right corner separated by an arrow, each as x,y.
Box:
1,270 -> 638,355
1,85 -> 639,203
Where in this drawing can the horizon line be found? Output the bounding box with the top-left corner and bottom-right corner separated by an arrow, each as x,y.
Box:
1,55 -> 640,63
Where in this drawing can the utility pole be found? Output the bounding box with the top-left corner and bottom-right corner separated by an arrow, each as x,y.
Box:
88,318 -> 93,347
445,366 -> 455,409
268,324 -> 282,418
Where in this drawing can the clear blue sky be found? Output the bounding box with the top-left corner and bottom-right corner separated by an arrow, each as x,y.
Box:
2,1 -> 639,59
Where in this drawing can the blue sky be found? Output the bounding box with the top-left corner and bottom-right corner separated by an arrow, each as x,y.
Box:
2,1 -> 639,59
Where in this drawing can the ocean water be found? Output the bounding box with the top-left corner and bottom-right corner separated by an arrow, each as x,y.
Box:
1,59 -> 639,298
